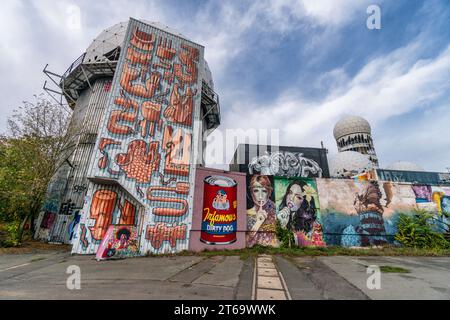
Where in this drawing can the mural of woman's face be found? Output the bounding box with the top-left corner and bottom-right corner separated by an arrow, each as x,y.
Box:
286,184 -> 303,211
252,181 -> 268,206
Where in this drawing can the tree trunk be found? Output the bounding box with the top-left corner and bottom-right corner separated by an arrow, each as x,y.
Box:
16,214 -> 30,244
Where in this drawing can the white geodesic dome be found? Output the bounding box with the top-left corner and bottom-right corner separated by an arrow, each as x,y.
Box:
333,115 -> 371,140
329,151 -> 374,178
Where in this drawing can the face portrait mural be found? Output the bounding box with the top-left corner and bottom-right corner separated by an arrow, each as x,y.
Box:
246,175 -> 278,247
276,178 -> 325,247
213,189 -> 230,211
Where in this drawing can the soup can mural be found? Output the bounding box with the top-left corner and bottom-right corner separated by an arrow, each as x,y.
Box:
201,176 -> 237,245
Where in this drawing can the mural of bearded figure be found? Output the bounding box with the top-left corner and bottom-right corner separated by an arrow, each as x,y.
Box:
353,181 -> 388,246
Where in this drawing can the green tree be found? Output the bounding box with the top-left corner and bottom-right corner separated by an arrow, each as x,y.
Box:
0,95 -> 71,245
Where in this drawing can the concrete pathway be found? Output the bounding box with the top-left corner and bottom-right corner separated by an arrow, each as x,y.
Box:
253,255 -> 291,300
1,251 -> 449,300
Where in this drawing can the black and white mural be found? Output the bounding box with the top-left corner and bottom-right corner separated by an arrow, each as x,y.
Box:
230,144 -> 330,178
248,151 -> 323,178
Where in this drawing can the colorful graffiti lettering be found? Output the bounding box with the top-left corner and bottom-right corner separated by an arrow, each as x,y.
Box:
145,223 -> 187,249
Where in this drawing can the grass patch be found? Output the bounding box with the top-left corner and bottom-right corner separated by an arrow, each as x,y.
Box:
180,245 -> 450,259
380,265 -> 411,273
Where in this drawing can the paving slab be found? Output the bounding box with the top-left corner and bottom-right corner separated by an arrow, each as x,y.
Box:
258,276 -> 283,290
258,268 -> 278,277
256,288 -> 286,300
258,262 -> 276,269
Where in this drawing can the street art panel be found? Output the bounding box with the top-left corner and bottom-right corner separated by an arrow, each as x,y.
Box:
246,175 -> 279,247
274,177 -> 325,247
189,167 -> 247,252
71,184 -> 143,255
200,175 -> 238,245
72,19 -> 204,255
316,179 -> 417,247
96,225 -> 139,260
429,186 -> 450,232
249,151 -> 323,178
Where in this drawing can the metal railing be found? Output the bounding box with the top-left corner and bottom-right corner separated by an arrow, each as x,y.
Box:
62,52 -> 86,79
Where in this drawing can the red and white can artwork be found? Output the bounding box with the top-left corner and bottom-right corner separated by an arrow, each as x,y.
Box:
201,175 -> 238,245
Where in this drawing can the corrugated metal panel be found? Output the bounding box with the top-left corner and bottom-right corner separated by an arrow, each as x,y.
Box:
73,18 -> 206,255
37,78 -> 113,242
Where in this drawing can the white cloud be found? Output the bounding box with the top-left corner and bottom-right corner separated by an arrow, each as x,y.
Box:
216,40 -> 450,171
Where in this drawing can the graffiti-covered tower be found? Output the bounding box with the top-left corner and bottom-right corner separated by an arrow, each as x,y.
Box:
333,116 -> 379,167
36,19 -> 220,255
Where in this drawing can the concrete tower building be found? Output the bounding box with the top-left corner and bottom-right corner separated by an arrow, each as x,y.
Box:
333,116 -> 379,167
36,19 -> 220,255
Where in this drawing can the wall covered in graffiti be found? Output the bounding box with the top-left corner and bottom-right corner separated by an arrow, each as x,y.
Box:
189,167 -> 247,252
72,19 -> 204,255
245,175 -> 325,248
317,179 -> 420,246
230,144 -> 330,178
245,176 -> 448,248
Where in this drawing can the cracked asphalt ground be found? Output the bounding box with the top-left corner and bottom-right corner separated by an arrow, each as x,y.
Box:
0,251 -> 449,300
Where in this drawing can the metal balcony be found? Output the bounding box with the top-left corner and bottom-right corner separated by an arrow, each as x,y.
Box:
201,80 -> 220,130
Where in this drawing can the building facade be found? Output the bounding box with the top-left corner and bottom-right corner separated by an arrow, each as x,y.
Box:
35,19 -> 220,255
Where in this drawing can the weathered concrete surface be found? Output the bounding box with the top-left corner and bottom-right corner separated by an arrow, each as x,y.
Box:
275,256 -> 369,300
1,252 -> 450,300
193,256 -> 244,287
319,256 -> 450,300
0,252 -> 251,300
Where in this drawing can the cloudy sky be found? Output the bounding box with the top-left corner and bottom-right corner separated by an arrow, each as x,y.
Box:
1,0 -> 449,171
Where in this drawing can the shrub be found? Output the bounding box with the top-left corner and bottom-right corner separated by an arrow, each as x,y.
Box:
0,222 -> 21,247
275,220 -> 295,248
395,209 -> 450,249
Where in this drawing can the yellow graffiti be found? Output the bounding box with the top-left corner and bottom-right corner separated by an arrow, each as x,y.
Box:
203,207 -> 236,227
